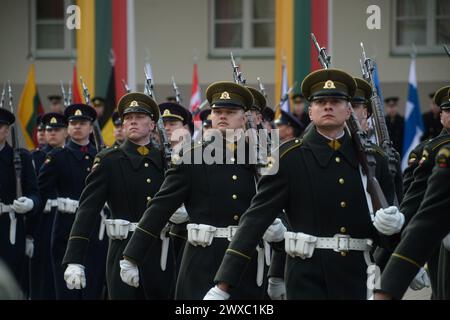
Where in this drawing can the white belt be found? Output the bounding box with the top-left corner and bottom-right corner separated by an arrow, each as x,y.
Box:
315,235 -> 373,252
44,199 -> 58,213
0,203 -> 12,214
187,223 -> 265,286
285,232 -> 375,299
0,203 -> 16,245
57,198 -> 79,214
105,219 -> 169,272
105,219 -> 138,240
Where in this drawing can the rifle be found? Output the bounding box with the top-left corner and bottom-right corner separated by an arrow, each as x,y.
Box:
444,44 -> 450,57
171,76 -> 182,104
257,77 -> 268,100
256,77 -> 273,155
144,67 -> 172,170
79,77 -> 106,152
360,42 -> 400,197
60,81 -> 68,108
230,53 -> 266,173
311,37 -> 390,211
276,82 -> 297,110
7,81 -> 22,198
191,99 -> 209,117
121,79 -> 131,93
230,52 -> 246,85
0,83 -> 5,108
311,33 -> 331,69
67,81 -> 72,105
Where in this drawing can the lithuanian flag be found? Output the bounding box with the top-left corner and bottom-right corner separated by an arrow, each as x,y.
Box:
18,63 -> 44,149
275,0 -> 330,98
75,0 -> 131,146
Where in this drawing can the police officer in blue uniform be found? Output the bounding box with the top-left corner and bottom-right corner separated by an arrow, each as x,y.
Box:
38,104 -> 107,299
0,107 -> 39,289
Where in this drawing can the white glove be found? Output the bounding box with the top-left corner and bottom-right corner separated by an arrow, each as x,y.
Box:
267,277 -> 286,300
64,264 -> 86,290
11,197 -> 34,214
25,237 -> 34,258
120,259 -> 139,288
263,218 -> 287,243
203,285 -> 230,300
409,267 -> 431,290
442,233 -> 450,251
169,206 -> 189,224
373,206 -> 405,235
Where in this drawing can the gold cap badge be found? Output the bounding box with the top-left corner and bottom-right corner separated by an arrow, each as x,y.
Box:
130,100 -> 139,107
324,80 -> 336,89
220,91 -> 231,99
75,109 -> 82,116
50,117 -> 57,124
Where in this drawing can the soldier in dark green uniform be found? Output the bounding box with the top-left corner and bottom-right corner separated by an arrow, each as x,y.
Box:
62,93 -> 174,299
158,102 -> 192,291
205,69 -> 400,300
121,81 -> 284,299
397,86 -> 450,297
375,142 -> 450,299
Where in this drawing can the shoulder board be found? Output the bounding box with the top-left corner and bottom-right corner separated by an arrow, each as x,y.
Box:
91,147 -> 121,170
424,133 -> 450,151
279,138 -> 303,159
436,145 -> 450,168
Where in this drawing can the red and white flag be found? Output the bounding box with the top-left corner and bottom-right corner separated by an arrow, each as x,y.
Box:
190,62 -> 202,121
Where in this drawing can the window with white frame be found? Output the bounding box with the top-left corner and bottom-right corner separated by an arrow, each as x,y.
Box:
31,0 -> 75,58
393,0 -> 450,55
210,0 -> 275,57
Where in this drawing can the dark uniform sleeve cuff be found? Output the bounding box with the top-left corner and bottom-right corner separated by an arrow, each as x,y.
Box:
62,237 -> 90,265
123,227 -> 157,265
214,249 -> 251,288
380,253 -> 421,300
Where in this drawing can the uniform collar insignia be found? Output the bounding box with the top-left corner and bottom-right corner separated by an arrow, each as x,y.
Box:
137,145 -> 149,156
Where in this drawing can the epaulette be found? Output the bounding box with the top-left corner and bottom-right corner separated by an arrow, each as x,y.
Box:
171,141 -> 204,165
91,147 -> 121,171
436,145 -> 450,168
42,147 -> 65,165
424,133 -> 450,151
279,138 -> 303,159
